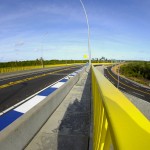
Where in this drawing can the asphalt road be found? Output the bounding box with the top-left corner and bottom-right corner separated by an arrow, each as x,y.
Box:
104,66 -> 150,102
0,65 -> 83,112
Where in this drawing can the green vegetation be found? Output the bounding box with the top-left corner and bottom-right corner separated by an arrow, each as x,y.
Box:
0,59 -> 86,68
120,61 -> 150,85
0,59 -> 88,73
0,57 -> 112,74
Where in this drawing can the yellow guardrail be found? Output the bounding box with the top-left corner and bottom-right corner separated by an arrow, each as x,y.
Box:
92,65 -> 150,150
92,63 -> 114,66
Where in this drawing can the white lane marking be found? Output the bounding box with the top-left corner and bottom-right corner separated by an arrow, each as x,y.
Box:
132,84 -> 139,87
119,86 -> 126,90
125,80 -> 129,83
71,73 -> 77,76
68,75 -> 74,78
1,76 -> 67,115
64,77 -> 69,79
1,67 -> 83,115
110,81 -> 115,85
14,95 -> 46,113
132,92 -> 144,97
146,89 -> 150,92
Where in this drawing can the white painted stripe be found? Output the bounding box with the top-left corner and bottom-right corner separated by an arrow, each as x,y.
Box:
14,95 -> 46,113
119,86 -> 126,90
132,84 -> 139,87
1,76 -> 69,115
71,73 -> 77,76
51,82 -> 65,88
68,75 -> 74,78
146,89 -> 150,92
64,77 -> 69,79
110,81 -> 115,84
69,74 -> 75,76
1,68 -> 82,115
132,92 -> 144,97
78,69 -> 82,71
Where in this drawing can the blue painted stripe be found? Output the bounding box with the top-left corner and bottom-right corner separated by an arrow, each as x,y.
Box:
59,79 -> 68,82
38,87 -> 57,96
0,110 -> 23,131
0,68 -> 84,131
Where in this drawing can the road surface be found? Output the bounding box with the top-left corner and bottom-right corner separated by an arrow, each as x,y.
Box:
0,65 -> 83,113
104,66 -> 150,102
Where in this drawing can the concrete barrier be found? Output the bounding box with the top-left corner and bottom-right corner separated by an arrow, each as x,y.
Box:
0,67 -> 86,150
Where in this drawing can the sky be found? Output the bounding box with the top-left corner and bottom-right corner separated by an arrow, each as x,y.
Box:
0,0 -> 150,62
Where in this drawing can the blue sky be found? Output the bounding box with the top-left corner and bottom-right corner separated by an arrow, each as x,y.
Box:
0,0 -> 150,62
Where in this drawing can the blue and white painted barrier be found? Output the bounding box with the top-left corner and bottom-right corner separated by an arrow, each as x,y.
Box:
0,66 -> 86,150
0,68 -> 83,131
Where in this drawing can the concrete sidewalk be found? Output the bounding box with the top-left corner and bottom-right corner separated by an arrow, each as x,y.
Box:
25,69 -> 91,150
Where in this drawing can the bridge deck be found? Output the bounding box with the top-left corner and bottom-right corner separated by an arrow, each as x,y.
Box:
25,68 -> 91,150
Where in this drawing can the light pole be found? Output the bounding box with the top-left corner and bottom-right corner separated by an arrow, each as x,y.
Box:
40,32 -> 48,68
117,65 -> 120,88
79,0 -> 91,65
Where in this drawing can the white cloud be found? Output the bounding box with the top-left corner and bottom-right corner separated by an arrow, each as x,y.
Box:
14,41 -> 24,47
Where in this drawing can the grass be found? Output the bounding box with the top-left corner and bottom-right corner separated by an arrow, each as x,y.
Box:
127,76 -> 149,86
112,63 -> 150,87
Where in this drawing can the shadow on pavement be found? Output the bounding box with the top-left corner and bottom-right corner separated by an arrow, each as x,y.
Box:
56,71 -> 91,150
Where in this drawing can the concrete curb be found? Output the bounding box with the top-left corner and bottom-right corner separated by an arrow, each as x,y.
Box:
0,67 -> 86,150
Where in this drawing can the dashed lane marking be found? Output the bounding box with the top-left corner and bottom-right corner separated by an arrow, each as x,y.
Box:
132,84 -> 140,87
119,86 -> 126,90
132,92 -> 145,97
125,80 -> 129,83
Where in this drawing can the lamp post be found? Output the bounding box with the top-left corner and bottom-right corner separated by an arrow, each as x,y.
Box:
79,0 -> 91,65
117,65 -> 120,88
40,32 -> 48,68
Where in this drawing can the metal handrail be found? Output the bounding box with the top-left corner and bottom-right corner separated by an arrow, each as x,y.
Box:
92,65 -> 150,150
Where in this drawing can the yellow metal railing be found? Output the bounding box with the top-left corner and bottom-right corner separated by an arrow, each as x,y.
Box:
92,65 -> 150,150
